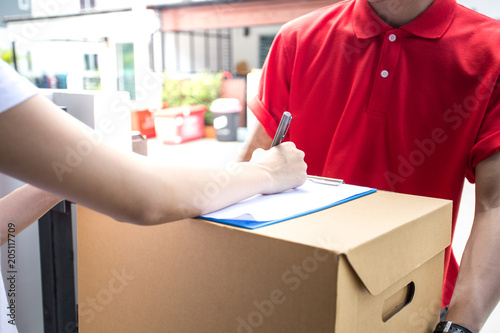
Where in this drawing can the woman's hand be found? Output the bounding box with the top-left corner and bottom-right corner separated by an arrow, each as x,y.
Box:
249,142 -> 307,194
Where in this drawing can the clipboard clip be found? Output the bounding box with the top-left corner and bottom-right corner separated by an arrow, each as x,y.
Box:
307,175 -> 345,186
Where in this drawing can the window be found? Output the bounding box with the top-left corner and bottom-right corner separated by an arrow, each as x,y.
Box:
18,0 -> 30,11
80,0 -> 95,10
259,35 -> 275,68
83,54 -> 100,90
84,54 -> 98,71
116,43 -> 136,100
163,29 -> 231,73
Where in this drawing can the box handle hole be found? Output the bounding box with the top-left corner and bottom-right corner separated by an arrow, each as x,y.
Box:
382,281 -> 415,322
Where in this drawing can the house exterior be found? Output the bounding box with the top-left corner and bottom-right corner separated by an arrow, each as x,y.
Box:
3,0 -> 161,109
2,0 -> 499,108
0,0 -> 31,63
2,0 -> 339,110
0,0 -> 30,29
148,0 -> 336,73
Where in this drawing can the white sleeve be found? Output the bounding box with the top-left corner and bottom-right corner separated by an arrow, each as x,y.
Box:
0,60 -> 38,114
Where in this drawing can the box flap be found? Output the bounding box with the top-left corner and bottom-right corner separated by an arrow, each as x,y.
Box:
343,194 -> 452,295
250,191 -> 452,296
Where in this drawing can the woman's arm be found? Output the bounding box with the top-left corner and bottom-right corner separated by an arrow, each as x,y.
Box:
0,185 -> 62,246
0,94 -> 307,226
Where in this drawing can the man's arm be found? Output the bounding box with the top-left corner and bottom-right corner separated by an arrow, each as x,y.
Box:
445,151 -> 500,332
0,185 -> 62,246
237,120 -> 273,162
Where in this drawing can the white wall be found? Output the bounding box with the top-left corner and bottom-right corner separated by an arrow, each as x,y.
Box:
457,0 -> 500,18
6,8 -> 160,109
163,25 -> 281,74
0,28 -> 11,51
30,0 -> 135,16
231,25 -> 281,72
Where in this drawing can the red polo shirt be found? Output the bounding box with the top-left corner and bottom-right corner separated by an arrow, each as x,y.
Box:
250,0 -> 500,307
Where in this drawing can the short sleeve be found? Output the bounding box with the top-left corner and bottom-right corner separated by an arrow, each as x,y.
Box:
0,60 -> 38,114
467,75 -> 500,182
248,27 -> 295,138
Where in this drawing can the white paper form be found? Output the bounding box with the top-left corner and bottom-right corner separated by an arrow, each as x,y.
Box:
199,180 -> 377,229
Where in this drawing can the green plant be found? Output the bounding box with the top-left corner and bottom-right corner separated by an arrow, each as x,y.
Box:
1,49 -> 14,64
162,72 -> 223,125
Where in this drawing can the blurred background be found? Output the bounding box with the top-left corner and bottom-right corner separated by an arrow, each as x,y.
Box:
0,0 -> 499,332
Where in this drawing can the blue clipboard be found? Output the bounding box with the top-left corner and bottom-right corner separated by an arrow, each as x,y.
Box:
198,179 -> 377,229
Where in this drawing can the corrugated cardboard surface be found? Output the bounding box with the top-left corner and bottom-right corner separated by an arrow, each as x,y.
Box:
78,214 -> 338,332
77,191 -> 451,332
335,252 -> 445,332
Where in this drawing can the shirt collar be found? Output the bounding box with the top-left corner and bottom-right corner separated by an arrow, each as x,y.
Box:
352,0 -> 456,39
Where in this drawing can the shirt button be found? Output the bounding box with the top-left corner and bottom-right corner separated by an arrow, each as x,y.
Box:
381,70 -> 389,78
389,34 -> 397,42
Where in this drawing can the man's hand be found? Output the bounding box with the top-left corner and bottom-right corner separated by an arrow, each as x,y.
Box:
237,121 -> 273,162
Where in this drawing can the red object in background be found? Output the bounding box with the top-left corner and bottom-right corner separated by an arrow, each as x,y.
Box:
131,109 -> 156,138
221,71 -> 233,79
153,105 -> 206,144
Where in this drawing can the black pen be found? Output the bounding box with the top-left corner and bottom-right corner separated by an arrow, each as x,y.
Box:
270,111 -> 292,148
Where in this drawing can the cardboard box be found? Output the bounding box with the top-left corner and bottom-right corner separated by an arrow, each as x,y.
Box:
77,190 -> 451,332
